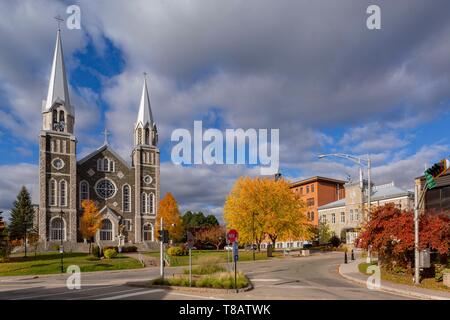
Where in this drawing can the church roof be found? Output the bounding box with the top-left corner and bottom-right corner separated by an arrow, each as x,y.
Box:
135,77 -> 154,128
43,30 -> 73,115
77,144 -> 131,169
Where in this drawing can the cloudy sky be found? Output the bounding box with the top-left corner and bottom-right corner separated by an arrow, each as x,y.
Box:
0,0 -> 449,220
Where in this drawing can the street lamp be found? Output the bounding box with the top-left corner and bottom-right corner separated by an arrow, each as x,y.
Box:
59,210 -> 64,273
318,153 -> 372,217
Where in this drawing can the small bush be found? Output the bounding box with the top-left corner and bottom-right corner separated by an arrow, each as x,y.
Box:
167,246 -> 188,256
103,246 -> 119,252
104,248 -> 118,259
92,245 -> 100,258
184,264 -> 226,275
330,235 -> 341,248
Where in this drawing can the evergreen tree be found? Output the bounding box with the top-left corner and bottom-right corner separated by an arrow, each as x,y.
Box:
9,186 -> 35,257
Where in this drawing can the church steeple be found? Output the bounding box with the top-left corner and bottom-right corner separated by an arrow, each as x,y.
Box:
134,75 -> 157,146
43,29 -> 73,115
42,29 -> 74,134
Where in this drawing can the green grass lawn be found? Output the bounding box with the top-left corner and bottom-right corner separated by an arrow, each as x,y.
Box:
145,250 -> 282,267
358,262 -> 450,293
0,252 -> 143,276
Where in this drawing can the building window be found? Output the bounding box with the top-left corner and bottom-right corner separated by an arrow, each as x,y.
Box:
60,180 -> 67,207
141,193 -> 148,214
307,198 -> 314,207
50,217 -> 65,241
311,184 -> 315,193
349,209 -> 353,221
321,214 -> 327,223
97,158 -> 115,172
354,209 -> 359,221
143,223 -> 153,241
331,213 -> 336,224
148,193 -> 154,214
80,181 -> 89,205
49,179 -> 57,206
95,178 -> 117,199
123,219 -> 132,231
340,212 -> 345,223
145,128 -> 150,145
300,187 -> 303,194
306,186 -> 310,193
100,219 -> 113,241
123,185 -> 131,212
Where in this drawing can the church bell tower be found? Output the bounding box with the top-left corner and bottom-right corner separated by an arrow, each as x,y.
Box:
38,29 -> 77,244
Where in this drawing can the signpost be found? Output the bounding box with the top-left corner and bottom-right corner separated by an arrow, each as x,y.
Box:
187,231 -> 195,286
227,229 -> 239,293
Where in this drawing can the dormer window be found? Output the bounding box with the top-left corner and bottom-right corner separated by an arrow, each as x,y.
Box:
97,157 -> 115,172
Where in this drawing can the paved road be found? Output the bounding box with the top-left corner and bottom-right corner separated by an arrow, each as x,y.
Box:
0,252 -> 413,300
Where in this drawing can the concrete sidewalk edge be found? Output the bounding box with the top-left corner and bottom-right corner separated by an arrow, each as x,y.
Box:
338,260 -> 450,300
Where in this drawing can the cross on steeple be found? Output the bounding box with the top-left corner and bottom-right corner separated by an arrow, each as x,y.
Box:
102,129 -> 111,145
54,15 -> 64,31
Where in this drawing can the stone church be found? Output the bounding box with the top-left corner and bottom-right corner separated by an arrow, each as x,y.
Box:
36,30 -> 160,246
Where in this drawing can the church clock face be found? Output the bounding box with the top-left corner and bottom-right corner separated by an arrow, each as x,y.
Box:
95,178 -> 117,199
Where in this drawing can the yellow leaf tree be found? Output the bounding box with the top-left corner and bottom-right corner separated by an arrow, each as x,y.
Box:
155,193 -> 183,242
80,200 -> 102,252
224,176 -> 312,248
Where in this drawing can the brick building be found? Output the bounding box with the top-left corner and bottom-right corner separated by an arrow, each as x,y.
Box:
290,176 -> 346,226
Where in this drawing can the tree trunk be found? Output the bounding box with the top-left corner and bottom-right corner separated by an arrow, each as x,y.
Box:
23,236 -> 27,258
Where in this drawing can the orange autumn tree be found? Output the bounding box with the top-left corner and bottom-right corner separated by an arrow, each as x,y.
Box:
80,200 -> 102,252
155,193 -> 183,242
196,225 -> 226,250
224,176 -> 312,249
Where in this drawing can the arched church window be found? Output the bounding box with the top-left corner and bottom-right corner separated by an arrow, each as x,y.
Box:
100,219 -> 113,241
52,110 -> 58,129
60,180 -> 67,207
148,193 -> 154,214
145,128 -> 150,145
123,185 -> 131,212
103,158 -> 109,171
59,110 -> 65,128
143,223 -> 153,241
80,181 -> 89,206
141,193 -> 148,214
50,217 -> 65,241
49,179 -> 57,206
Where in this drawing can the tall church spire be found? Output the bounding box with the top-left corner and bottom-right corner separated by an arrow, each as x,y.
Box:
43,29 -> 73,116
135,75 -> 154,128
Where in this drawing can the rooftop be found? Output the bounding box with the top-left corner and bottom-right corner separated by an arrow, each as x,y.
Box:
290,176 -> 346,188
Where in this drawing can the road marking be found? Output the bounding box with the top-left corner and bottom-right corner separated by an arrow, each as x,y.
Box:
10,285 -> 120,300
69,287 -> 147,300
167,292 -> 224,300
97,289 -> 164,300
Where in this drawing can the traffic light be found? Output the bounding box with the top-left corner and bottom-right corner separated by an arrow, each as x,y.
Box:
157,229 -> 169,243
424,159 -> 449,189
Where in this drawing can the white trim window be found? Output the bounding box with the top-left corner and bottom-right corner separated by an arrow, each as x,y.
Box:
97,158 -> 115,172
123,219 -> 132,231
141,193 -> 148,214
59,180 -> 67,207
340,212 -> 345,223
331,213 -> 336,224
50,217 -> 65,241
100,219 -> 113,241
123,185 -> 131,212
148,193 -> 154,214
80,181 -> 89,206
49,179 -> 57,206
143,223 -> 153,241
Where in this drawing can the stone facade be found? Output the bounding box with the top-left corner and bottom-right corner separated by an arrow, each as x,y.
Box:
37,30 -> 159,247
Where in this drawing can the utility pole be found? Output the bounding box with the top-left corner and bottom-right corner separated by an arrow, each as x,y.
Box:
414,184 -> 420,285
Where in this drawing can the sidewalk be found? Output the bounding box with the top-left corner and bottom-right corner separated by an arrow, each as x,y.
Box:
339,258 -> 450,300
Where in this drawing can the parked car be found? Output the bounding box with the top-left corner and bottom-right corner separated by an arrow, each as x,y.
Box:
224,245 -> 233,251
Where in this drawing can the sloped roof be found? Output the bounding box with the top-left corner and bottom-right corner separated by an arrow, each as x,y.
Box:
77,144 -> 131,169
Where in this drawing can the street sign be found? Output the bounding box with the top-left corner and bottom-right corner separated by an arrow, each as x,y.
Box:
187,231 -> 195,249
233,241 -> 239,262
419,249 -> 431,268
227,229 -> 238,243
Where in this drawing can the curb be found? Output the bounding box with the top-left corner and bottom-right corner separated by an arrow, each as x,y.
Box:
338,263 -> 450,301
127,280 -> 254,294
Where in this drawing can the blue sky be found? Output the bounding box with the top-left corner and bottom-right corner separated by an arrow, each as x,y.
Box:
0,0 -> 449,220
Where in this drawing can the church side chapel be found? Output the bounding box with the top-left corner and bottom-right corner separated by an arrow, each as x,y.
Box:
36,28 -> 160,247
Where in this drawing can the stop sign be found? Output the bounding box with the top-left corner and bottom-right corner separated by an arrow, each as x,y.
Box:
227,229 -> 238,243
